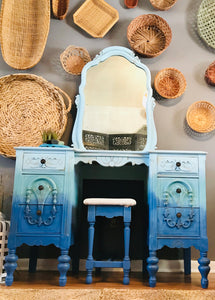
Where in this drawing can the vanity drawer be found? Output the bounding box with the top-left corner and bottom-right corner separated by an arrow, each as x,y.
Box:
157,177 -> 199,207
157,155 -> 198,175
157,207 -> 200,237
22,152 -> 66,171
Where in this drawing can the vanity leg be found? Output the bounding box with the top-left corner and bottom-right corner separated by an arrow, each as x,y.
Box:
29,246 -> 38,273
184,248 -> 191,275
4,249 -> 18,286
147,250 -> 159,287
86,221 -> 95,284
123,221 -> 131,285
58,248 -> 70,287
198,251 -> 210,289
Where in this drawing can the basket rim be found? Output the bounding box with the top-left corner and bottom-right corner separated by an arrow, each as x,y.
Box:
154,67 -> 186,99
186,100 -> 215,133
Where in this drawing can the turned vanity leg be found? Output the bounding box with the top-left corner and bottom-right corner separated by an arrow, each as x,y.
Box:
147,250 -> 159,287
184,248 -> 191,275
198,251 -> 210,288
58,248 -> 70,287
123,221 -> 131,285
86,221 -> 95,284
4,249 -> 18,286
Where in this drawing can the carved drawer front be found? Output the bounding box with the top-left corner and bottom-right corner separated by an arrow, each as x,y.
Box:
22,152 -> 66,171
17,176 -> 64,234
157,207 -> 200,237
157,178 -> 199,207
157,155 -> 198,174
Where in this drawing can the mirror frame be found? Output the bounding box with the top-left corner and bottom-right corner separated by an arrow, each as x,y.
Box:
72,46 -> 157,152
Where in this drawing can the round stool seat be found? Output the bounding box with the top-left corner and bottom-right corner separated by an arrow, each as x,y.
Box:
83,198 -> 136,207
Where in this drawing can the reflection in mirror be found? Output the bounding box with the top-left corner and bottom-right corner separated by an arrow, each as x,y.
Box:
82,56 -> 148,151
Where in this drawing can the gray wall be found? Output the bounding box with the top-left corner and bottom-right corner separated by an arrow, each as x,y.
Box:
0,0 -> 214,260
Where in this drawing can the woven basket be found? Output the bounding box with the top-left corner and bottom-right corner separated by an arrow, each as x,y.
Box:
124,0 -> 138,9
60,46 -> 91,75
127,14 -> 172,57
73,0 -> 119,38
149,0 -> 177,10
154,68 -> 186,99
52,0 -> 70,20
0,0 -> 50,70
197,0 -> 215,49
186,101 -> 215,133
0,74 -> 72,158
205,61 -> 215,86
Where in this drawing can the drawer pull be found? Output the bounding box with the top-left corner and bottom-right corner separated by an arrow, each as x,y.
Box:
176,212 -> 182,218
40,159 -> 46,165
176,188 -> 181,194
176,162 -> 181,167
38,185 -> 44,191
36,210 -> 42,216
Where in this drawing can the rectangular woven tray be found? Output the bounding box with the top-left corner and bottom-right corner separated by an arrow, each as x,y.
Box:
73,0 -> 119,38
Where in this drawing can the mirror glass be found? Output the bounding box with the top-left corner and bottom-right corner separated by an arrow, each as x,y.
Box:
82,56 -> 148,151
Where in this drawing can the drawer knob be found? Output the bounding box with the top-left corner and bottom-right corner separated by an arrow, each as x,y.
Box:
176,162 -> 181,167
38,185 -> 44,191
176,212 -> 182,218
176,188 -> 181,194
40,159 -> 46,165
36,210 -> 42,216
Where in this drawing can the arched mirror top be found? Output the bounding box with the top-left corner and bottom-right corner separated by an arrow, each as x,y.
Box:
72,46 -> 157,152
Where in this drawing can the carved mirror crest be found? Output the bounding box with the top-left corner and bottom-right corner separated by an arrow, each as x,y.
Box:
72,46 -> 157,152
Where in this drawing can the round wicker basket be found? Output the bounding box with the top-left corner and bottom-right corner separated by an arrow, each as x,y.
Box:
0,74 -> 72,158
154,68 -> 186,99
60,46 -> 91,75
205,61 -> 215,86
186,101 -> 215,133
149,0 -> 177,10
127,14 -> 172,57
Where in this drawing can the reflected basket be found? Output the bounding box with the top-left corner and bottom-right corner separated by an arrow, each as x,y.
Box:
154,68 -> 186,99
186,101 -> 215,133
127,14 -> 172,57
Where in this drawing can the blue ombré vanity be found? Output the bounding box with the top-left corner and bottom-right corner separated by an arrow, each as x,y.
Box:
5,46 -> 210,288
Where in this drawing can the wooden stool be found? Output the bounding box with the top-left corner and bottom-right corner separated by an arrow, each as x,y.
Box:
83,198 -> 136,285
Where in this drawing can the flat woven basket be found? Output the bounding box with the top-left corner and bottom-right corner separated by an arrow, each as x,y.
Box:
52,0 -> 70,20
197,0 -> 215,49
149,0 -> 177,11
186,101 -> 215,133
127,14 -> 172,57
0,0 -> 50,69
0,74 -> 72,158
60,45 -> 91,75
205,61 -> 215,86
154,68 -> 186,99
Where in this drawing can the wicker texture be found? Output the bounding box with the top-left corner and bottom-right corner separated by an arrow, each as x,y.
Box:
60,46 -> 91,75
205,61 -> 215,86
0,74 -> 72,158
127,14 -> 172,57
73,0 -> 119,38
149,0 -> 177,11
0,221 -> 9,283
186,101 -> 215,133
0,0 -> 50,70
52,0 -> 70,20
154,68 -> 186,99
197,0 -> 215,49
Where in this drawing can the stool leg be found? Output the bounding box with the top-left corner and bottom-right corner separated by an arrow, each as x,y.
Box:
86,221 -> 95,284
5,248 -> 18,286
123,221 -> 131,285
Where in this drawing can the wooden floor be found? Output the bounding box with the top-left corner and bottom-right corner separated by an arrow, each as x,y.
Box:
1,270 -> 215,290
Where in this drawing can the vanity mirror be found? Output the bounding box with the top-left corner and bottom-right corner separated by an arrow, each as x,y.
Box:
72,46 -> 157,152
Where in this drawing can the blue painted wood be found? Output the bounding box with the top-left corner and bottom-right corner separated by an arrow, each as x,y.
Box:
85,204 -> 132,285
184,248 -> 191,275
147,151 -> 209,288
5,147 -> 75,286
